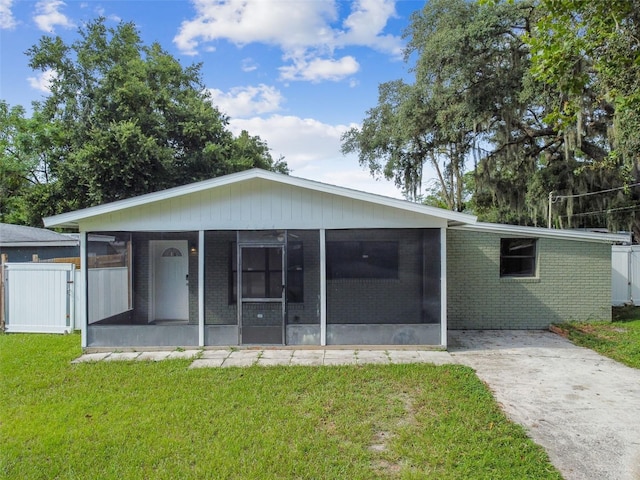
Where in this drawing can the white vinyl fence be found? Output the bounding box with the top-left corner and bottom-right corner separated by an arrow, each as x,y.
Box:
612,245 -> 640,306
2,261 -> 130,333
88,267 -> 129,323
3,263 -> 76,333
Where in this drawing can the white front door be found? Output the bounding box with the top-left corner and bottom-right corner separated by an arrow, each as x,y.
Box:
152,240 -> 189,321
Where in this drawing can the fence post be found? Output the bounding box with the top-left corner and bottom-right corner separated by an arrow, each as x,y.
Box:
1,253 -> 7,332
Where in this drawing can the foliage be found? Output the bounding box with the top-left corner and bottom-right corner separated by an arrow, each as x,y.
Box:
346,0 -> 639,234
1,18 -> 286,226
0,334 -> 561,479
520,0 -> 640,232
528,1 -> 640,167
553,318 -> 640,369
343,0 -> 529,210
0,103 -> 51,224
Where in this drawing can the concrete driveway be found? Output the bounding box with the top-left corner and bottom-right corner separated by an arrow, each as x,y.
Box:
448,330 -> 640,480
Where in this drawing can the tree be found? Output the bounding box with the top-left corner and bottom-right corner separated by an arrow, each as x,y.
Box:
347,0 -> 637,234
527,1 -> 640,166
342,0 -> 532,211
16,18 -> 286,224
0,102 -> 31,223
0,102 -> 59,224
523,0 -> 640,233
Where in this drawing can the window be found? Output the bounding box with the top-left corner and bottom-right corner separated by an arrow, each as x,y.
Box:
326,241 -> 398,279
230,243 -> 304,303
500,238 -> 537,277
161,247 -> 182,257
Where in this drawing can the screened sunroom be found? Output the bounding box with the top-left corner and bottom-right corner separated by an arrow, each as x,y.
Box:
44,169 -> 474,349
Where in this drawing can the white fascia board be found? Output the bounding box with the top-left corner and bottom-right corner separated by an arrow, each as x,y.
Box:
451,221 -> 630,244
44,168 -> 477,229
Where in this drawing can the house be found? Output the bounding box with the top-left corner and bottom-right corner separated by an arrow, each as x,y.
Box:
43,169 -> 626,349
0,222 -> 79,262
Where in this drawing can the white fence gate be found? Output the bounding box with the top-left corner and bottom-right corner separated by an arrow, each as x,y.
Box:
612,245 -> 640,306
3,263 -> 76,333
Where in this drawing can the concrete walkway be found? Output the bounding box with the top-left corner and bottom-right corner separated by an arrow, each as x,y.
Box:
72,348 -> 454,367
72,330 -> 640,480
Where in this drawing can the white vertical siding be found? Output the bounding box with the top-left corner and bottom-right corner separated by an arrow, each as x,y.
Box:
79,178 -> 448,232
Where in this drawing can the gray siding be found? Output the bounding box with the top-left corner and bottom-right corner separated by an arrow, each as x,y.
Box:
447,229 -> 611,329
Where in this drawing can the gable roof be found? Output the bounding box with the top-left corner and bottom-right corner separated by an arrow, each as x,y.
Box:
41,168 -> 628,244
0,222 -> 78,247
43,168 -> 478,229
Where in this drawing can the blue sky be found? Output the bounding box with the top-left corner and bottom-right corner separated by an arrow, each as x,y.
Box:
0,0 -> 428,198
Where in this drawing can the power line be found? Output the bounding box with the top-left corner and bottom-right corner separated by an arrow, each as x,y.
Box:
552,182 -> 640,201
558,204 -> 640,219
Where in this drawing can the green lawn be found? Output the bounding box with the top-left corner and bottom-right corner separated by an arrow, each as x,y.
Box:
553,313 -> 640,369
1,334 -> 561,479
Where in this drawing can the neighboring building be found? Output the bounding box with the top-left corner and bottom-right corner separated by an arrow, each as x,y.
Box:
0,222 -> 79,262
43,169 -> 626,349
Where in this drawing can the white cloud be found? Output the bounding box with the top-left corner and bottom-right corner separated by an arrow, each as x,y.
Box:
33,0 -> 74,32
174,0 -> 402,83
174,0 -> 337,55
228,114 -> 352,169
0,0 -> 17,29
279,55 -> 359,82
339,0 -> 402,56
207,84 -> 284,118
226,114 -> 402,198
27,69 -> 57,93
241,57 -> 258,72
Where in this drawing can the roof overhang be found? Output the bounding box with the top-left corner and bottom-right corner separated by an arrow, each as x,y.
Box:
44,169 -> 478,229
451,221 -> 630,244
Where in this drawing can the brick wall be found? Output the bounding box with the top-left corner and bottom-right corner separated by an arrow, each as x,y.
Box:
287,230 -> 320,325
446,229 -> 612,329
327,229 -> 440,324
203,230 -> 321,325
132,236 -> 149,323
204,231 -> 236,325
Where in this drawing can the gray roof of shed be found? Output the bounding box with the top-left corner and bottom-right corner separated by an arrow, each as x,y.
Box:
0,223 -> 78,247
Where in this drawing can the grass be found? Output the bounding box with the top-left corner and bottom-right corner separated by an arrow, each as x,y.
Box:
0,334 -> 561,479
552,308 -> 640,369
